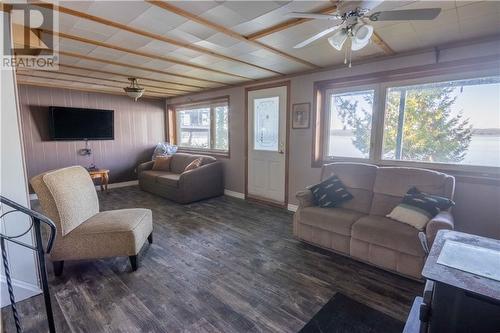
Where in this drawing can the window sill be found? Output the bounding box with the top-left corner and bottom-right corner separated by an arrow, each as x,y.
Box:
177,148 -> 230,159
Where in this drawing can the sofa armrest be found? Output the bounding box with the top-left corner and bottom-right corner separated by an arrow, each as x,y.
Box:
179,162 -> 223,189
137,161 -> 154,174
296,189 -> 314,208
426,211 -> 454,247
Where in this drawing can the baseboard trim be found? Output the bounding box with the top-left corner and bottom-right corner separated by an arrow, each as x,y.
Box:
287,204 -> 298,212
102,180 -> 139,190
0,275 -> 41,308
224,189 -> 245,199
29,180 -> 140,200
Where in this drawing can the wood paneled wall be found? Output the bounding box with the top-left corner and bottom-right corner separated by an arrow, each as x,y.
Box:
18,85 -> 165,184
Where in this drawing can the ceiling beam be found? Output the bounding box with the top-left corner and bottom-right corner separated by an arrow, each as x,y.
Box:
17,75 -> 169,97
19,69 -> 184,95
17,80 -> 165,99
42,29 -> 252,81
370,31 -> 395,55
36,2 -> 284,76
55,64 -> 199,92
147,1 -> 320,69
245,5 -> 339,41
360,18 -> 395,55
58,50 -> 224,87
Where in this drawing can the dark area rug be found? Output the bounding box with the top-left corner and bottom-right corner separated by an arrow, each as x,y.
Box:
299,293 -> 404,333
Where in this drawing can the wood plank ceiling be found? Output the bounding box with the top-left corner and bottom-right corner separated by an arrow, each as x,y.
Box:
11,1 -> 500,98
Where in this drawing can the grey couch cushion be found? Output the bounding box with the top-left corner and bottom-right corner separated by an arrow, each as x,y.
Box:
299,206 -> 365,236
156,173 -> 181,188
351,215 -> 425,257
321,163 -> 377,214
370,167 -> 454,216
139,170 -> 170,182
170,153 -> 216,174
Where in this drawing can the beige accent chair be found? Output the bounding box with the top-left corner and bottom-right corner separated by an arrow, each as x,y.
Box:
30,166 -> 153,276
293,163 -> 455,279
138,153 -> 223,204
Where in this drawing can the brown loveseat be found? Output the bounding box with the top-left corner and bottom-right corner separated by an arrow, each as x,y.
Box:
138,153 -> 224,204
293,163 -> 455,279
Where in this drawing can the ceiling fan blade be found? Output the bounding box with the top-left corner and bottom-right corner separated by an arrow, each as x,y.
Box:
293,25 -> 342,49
358,0 -> 385,13
369,8 -> 441,21
287,12 -> 342,20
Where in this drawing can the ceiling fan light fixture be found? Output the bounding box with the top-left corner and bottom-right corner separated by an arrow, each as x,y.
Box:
351,24 -> 374,51
124,78 -> 145,101
327,29 -> 348,51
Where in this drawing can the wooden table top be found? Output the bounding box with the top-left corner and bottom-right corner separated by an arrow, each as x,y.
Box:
88,169 -> 109,175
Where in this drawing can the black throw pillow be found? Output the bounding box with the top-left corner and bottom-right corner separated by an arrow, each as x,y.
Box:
403,186 -> 455,217
309,175 -> 353,208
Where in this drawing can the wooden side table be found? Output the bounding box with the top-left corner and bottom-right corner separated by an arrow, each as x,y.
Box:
89,169 -> 110,192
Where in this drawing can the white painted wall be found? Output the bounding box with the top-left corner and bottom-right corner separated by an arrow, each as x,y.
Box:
0,11 -> 41,308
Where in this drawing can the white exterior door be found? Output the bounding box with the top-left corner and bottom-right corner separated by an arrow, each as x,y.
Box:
247,86 -> 287,204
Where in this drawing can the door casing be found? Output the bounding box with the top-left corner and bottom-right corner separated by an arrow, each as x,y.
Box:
244,81 -> 291,207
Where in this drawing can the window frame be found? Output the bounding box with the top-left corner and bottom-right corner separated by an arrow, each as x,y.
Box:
313,68 -> 500,178
168,96 -> 230,157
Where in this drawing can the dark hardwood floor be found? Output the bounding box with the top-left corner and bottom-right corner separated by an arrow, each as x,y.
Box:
2,186 -> 422,332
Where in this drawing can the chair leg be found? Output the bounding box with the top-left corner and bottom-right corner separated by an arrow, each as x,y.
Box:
53,261 -> 64,276
129,255 -> 138,271
147,232 -> 153,244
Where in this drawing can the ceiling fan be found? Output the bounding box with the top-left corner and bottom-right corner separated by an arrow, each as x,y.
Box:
289,0 -> 441,67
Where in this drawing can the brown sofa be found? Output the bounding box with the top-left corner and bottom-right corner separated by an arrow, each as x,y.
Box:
293,163 -> 455,279
138,153 -> 224,204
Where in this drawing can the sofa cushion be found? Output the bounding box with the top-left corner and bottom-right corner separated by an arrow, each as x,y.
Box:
156,173 -> 181,188
55,208 -> 153,259
152,155 -> 172,171
139,170 -> 170,183
299,207 -> 365,236
351,215 -> 425,257
322,163 -> 377,214
370,167 -> 453,216
170,153 -> 216,174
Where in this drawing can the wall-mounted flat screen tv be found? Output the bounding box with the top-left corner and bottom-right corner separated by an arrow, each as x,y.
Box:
49,106 -> 114,140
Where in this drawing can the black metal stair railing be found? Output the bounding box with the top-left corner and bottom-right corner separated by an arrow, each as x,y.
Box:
0,195 -> 57,333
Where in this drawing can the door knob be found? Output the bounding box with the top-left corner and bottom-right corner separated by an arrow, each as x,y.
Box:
279,142 -> 285,154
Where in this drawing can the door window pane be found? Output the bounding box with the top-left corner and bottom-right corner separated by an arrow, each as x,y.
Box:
177,107 -> 210,149
327,90 -> 374,158
383,77 -> 500,167
254,97 -> 279,151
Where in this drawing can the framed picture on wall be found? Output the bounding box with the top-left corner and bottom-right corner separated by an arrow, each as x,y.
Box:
292,103 -> 311,129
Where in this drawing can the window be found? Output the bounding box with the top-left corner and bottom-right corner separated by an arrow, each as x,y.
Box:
325,89 -> 374,159
173,97 -> 229,153
313,72 -> 500,173
254,96 -> 279,151
382,77 -> 500,168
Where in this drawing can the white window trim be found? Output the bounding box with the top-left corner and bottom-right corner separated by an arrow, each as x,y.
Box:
322,69 -> 500,177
